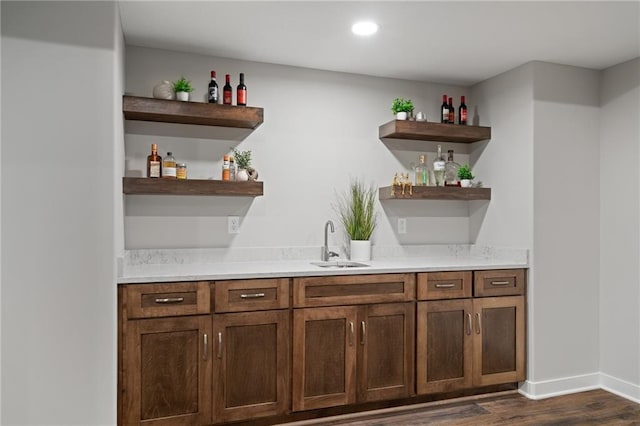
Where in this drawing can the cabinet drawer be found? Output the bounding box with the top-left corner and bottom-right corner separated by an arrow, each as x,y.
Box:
417,271 -> 472,300
474,269 -> 525,297
126,281 -> 210,319
293,274 -> 415,307
215,278 -> 289,312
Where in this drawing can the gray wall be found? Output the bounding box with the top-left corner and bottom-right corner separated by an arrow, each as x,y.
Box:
1,2 -> 121,424
124,46 -> 476,250
600,57 -> 640,399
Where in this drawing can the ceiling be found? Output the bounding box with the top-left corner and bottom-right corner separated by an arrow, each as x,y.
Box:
118,1 -> 640,86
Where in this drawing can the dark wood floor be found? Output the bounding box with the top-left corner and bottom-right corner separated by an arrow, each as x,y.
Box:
285,390 -> 640,426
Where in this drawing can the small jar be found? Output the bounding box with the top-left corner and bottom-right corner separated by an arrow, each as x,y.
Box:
176,163 -> 187,179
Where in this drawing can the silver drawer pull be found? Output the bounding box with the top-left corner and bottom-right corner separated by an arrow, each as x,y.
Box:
217,332 -> 223,359
490,281 -> 511,286
240,293 -> 266,299
203,334 -> 208,361
435,283 -> 456,288
154,297 -> 184,304
466,313 -> 472,336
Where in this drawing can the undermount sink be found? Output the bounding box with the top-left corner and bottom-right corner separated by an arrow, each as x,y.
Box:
310,261 -> 370,268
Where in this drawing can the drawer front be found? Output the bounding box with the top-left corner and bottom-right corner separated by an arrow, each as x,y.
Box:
474,269 -> 526,297
126,281 -> 211,319
417,271 -> 472,300
215,278 -> 289,312
293,273 -> 415,307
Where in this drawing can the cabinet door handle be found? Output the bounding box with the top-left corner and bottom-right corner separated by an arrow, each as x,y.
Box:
466,313 -> 472,336
475,313 -> 481,334
239,293 -> 265,299
360,321 -> 366,345
490,281 -> 510,286
435,283 -> 455,288
154,297 -> 184,304
217,332 -> 223,359
203,333 -> 208,361
349,322 -> 354,347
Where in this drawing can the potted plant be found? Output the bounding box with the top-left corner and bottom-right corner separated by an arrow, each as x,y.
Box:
391,97 -> 414,120
457,164 -> 475,187
335,179 -> 377,261
172,76 -> 194,101
231,148 -> 257,181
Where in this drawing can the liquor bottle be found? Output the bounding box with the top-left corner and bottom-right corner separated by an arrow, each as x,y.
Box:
441,95 -> 449,123
223,74 -> 232,105
448,97 -> 455,124
146,143 -> 162,178
162,152 -> 176,179
444,149 -> 461,186
208,70 -> 219,103
433,144 -> 446,186
459,96 -> 468,125
222,155 -> 230,181
415,154 -> 428,186
237,73 -> 247,106
229,156 -> 236,181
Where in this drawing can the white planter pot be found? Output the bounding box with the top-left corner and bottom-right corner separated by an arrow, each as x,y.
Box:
176,91 -> 189,101
236,168 -> 249,182
460,179 -> 472,188
396,111 -> 407,120
350,240 -> 371,262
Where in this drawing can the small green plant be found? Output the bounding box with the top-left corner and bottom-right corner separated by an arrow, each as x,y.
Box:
172,76 -> 194,93
231,148 -> 252,169
334,179 -> 377,241
457,164 -> 475,180
391,97 -> 414,114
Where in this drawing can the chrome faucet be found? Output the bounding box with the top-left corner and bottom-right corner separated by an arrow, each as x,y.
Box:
322,220 -> 339,261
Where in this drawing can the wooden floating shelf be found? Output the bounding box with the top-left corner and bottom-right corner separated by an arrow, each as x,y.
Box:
123,95 -> 264,129
379,185 -> 491,201
123,177 -> 264,196
378,120 -> 491,143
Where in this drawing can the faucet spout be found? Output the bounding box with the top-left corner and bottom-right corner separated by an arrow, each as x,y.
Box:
322,220 -> 339,261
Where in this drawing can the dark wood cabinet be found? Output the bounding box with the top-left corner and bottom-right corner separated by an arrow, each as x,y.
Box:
213,310 -> 290,423
122,315 -> 212,426
416,271 -> 526,395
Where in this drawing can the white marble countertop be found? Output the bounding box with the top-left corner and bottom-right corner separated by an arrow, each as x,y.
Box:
118,245 -> 528,284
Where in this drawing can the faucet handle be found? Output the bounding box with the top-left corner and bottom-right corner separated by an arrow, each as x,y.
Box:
328,251 -> 339,258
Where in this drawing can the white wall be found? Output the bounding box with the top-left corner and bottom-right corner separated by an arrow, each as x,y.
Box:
1,2 -> 120,424
124,46 -> 475,250
531,62 -> 601,391
599,57 -> 640,400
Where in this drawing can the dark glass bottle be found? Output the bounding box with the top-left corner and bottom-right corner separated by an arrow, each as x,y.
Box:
459,96 -> 468,125
223,74 -> 232,105
237,73 -> 247,106
448,97 -> 455,124
441,95 -> 449,123
208,70 -> 218,103
146,143 -> 162,178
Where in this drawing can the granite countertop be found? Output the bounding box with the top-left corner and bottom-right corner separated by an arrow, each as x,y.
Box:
118,245 -> 528,284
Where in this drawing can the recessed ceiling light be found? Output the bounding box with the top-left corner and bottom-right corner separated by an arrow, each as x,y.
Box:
352,21 -> 379,36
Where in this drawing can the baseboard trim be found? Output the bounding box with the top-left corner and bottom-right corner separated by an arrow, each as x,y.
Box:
519,372 -> 640,403
600,373 -> 640,404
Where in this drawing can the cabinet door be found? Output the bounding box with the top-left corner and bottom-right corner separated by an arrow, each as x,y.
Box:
292,306 -> 358,411
416,300 -> 473,394
357,303 -> 415,402
123,316 -> 212,426
212,310 -> 290,423
472,296 -> 525,386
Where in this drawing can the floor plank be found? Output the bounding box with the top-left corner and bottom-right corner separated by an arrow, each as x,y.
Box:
284,390 -> 640,426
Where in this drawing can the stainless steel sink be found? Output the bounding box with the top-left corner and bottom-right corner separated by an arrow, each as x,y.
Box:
310,261 -> 370,268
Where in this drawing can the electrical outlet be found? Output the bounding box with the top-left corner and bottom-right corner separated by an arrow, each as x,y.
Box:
228,216 -> 240,234
398,218 -> 407,234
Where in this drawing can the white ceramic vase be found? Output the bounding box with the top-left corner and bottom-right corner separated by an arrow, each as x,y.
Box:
396,111 -> 407,120
350,240 -> 371,262
236,168 -> 249,182
176,91 -> 189,101
152,80 -> 174,100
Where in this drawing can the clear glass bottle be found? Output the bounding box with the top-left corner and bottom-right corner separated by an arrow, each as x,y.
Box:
162,151 -> 176,179
444,149 -> 461,186
229,156 -> 236,181
415,154 -> 428,186
433,145 -> 446,187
